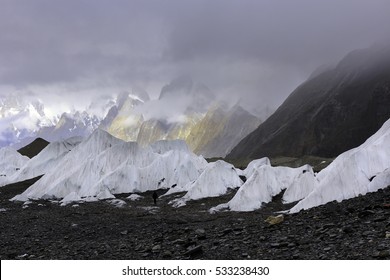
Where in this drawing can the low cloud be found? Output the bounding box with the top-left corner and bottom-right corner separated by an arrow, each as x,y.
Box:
0,0 -> 389,114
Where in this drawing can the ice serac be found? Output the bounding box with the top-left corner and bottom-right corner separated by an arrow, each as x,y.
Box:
97,148 -> 206,194
12,129 -> 207,203
368,169 -> 390,192
11,129 -> 124,201
243,157 -> 271,179
228,45 -> 390,159
0,147 -> 29,186
290,117 -> 390,213
4,137 -> 82,186
214,164 -> 313,212
171,160 -> 243,207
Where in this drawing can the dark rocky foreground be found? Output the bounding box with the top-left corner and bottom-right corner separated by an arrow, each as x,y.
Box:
0,178 -> 389,260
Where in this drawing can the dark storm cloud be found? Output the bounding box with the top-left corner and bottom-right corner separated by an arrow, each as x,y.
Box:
162,0 -> 390,107
1,0 -> 390,110
166,0 -> 390,65
0,0 -> 167,86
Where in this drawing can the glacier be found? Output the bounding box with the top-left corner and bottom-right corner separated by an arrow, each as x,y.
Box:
0,147 -> 30,186
212,164 -> 313,212
11,129 -> 207,203
1,136 -> 82,187
170,160 -> 243,207
217,117 -> 390,212
5,117 -> 390,213
289,117 -> 390,213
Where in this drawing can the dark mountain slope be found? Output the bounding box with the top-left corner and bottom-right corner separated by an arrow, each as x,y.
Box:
17,137 -> 49,158
228,46 -> 390,159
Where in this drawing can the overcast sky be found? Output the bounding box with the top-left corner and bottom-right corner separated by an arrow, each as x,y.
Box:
1,0 -> 390,113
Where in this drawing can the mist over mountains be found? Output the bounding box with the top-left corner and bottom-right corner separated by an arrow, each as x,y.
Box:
228,45 -> 390,159
0,77 -> 265,158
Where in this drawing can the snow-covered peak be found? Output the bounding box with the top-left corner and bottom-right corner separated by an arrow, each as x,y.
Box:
0,94 -> 28,116
0,94 -> 56,147
0,90 -> 148,148
0,94 -> 52,123
56,111 -> 99,129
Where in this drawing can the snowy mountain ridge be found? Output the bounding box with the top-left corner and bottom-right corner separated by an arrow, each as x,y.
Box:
1,84 -> 264,158
0,94 -> 56,147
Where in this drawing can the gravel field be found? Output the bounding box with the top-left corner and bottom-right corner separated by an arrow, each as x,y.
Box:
0,178 -> 389,260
